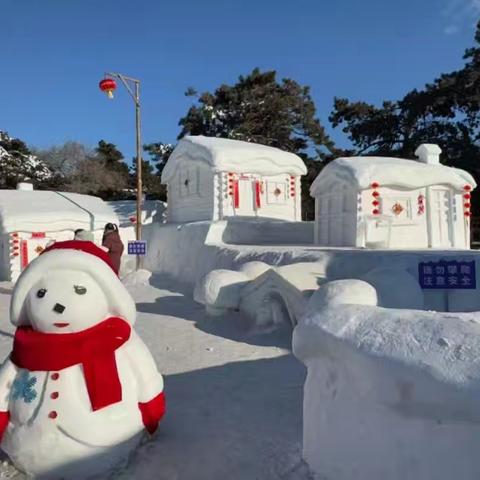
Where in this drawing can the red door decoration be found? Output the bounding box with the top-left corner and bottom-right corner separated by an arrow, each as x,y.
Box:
371,182 -> 381,215
254,180 -> 262,209
227,173 -> 240,209
417,194 -> 425,215
290,176 -> 296,197
233,180 -> 240,209
20,240 -> 29,270
464,185 -> 472,219
9,233 -> 19,259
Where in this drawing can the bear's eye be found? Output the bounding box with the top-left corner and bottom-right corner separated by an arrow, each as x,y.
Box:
74,285 -> 87,295
37,289 -> 47,298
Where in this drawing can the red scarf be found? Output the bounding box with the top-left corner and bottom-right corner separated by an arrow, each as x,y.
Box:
11,317 -> 131,412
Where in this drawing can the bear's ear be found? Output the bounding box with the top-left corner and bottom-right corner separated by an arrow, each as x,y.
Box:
11,269 -> 39,327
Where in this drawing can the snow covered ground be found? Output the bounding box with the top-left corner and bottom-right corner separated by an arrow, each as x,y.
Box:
0,277 -> 316,480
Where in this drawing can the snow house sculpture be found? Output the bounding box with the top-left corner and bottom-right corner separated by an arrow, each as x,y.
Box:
310,144 -> 476,249
0,183 -> 118,282
161,136 -> 307,223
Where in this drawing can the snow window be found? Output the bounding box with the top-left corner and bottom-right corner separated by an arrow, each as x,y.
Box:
179,167 -> 199,197
381,195 -> 415,224
266,181 -> 287,205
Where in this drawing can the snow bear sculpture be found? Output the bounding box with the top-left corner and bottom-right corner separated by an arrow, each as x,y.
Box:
0,241 -> 165,479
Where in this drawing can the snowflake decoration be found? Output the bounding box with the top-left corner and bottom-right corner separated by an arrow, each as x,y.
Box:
12,371 -> 37,404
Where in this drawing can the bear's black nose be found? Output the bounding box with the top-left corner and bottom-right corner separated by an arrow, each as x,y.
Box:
53,303 -> 65,314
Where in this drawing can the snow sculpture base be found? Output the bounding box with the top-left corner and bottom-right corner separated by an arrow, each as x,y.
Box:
300,356 -> 480,480
294,282 -> 480,480
2,427 -> 142,480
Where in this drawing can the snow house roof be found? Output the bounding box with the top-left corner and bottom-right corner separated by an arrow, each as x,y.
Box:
310,156 -> 476,196
0,190 -> 118,233
161,135 -> 307,183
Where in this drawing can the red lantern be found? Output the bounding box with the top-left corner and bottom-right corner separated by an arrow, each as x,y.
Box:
464,203 -> 471,209
464,185 -> 472,191
465,211 -> 472,217
372,209 -> 380,215
129,216 -> 136,224
464,193 -> 471,200
99,78 -> 117,99
372,191 -> 380,198
371,182 -> 379,189
372,200 -> 379,206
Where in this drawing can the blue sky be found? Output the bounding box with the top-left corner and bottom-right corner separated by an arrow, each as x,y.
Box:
0,0 -> 478,161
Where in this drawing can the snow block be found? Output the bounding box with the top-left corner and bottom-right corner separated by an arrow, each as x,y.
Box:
294,294 -> 480,480
194,269 -> 249,313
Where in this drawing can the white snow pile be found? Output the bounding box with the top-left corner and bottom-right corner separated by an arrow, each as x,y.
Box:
162,135 -> 306,183
0,190 -> 118,233
310,155 -> 476,195
122,269 -> 152,287
195,261 -> 327,329
294,279 -> 480,480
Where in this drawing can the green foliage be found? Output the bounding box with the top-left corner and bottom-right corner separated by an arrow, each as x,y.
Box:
180,68 -> 335,156
131,156 -> 166,200
330,20 -> 480,211
143,142 -> 174,176
96,140 -> 124,165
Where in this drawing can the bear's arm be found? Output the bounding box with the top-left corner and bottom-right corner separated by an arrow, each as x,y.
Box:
0,358 -> 18,440
123,330 -> 165,434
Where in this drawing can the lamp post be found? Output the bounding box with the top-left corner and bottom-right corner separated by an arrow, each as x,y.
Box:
99,72 -> 143,270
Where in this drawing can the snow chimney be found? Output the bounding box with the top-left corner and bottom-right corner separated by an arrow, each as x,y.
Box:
415,144 -> 442,165
16,182 -> 33,191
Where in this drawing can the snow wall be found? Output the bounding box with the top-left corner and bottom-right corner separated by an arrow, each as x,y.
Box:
144,222 -> 480,312
293,280 -> 480,480
220,218 -> 314,246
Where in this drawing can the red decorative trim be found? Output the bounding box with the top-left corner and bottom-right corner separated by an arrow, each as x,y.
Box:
31,232 -> 46,239
0,412 -> 9,442
464,185 -> 472,191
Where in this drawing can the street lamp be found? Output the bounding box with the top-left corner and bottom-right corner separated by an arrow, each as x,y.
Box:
99,72 -> 143,270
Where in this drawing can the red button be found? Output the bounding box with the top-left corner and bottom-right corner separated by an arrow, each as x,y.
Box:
50,392 -> 59,400
51,373 -> 59,380
48,411 -> 57,419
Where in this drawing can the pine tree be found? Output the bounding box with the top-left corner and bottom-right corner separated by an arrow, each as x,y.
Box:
94,140 -> 130,192
177,68 -> 336,219
329,20 -> 480,212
